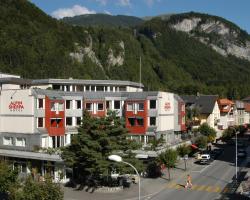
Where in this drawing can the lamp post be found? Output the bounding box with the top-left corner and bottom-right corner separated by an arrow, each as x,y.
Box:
108,155 -> 140,200
235,131 -> 239,181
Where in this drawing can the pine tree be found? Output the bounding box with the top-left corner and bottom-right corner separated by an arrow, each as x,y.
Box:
61,110 -> 143,185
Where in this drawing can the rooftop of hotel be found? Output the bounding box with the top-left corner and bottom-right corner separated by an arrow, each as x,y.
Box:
0,77 -> 144,88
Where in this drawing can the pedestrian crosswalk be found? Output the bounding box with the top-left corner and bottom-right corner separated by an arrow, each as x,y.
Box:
166,182 -> 230,194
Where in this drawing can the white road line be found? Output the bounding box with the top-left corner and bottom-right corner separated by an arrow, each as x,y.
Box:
191,161 -> 215,173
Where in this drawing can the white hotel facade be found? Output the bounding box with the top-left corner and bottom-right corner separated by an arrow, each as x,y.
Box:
0,72 -> 185,182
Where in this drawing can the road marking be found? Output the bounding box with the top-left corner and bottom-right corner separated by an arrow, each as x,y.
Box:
196,185 -> 206,191
166,182 -> 176,188
205,186 -> 213,192
212,186 -> 222,193
191,184 -> 199,190
165,183 -> 224,194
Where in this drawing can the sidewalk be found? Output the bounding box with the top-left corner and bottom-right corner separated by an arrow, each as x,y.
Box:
63,158 -> 197,200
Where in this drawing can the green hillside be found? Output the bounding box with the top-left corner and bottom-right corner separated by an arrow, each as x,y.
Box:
1,0 -> 250,99
62,14 -> 144,27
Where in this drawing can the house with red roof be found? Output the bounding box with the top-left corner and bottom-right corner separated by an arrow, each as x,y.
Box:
217,99 -> 235,129
244,102 -> 250,124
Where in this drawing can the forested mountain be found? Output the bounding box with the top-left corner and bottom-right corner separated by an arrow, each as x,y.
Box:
62,14 -> 144,27
1,0 -> 250,99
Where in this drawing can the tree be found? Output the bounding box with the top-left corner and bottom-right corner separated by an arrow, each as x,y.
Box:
0,161 -> 18,195
0,162 -> 63,200
10,176 -> 63,200
177,144 -> 191,157
185,106 -> 201,131
158,149 -> 178,180
61,110 -> 143,186
195,135 -> 208,149
222,126 -> 236,141
198,123 -> 216,143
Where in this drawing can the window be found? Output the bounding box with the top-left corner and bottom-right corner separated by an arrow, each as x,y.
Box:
50,118 -> 62,128
76,117 -> 82,126
128,118 -> 136,126
138,103 -> 144,111
51,136 -> 64,148
53,85 -> 60,90
120,86 -> 126,91
38,99 -> 44,109
51,102 -> 63,112
65,85 -> 70,91
106,101 -> 111,109
86,103 -> 92,111
97,103 -> 104,111
66,100 -> 72,109
150,100 -> 156,109
16,138 -> 26,147
38,118 -> 44,128
66,117 -> 72,126
114,101 -> 120,109
76,100 -> 81,109
51,102 -> 56,111
127,103 -> 133,111
182,104 -> 185,112
3,137 -> 13,145
182,116 -> 185,124
150,117 -> 156,126
96,86 -> 104,91
58,102 -> 64,111
137,118 -> 144,126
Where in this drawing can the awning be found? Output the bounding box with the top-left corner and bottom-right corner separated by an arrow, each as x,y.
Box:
0,149 -> 63,162
191,144 -> 198,149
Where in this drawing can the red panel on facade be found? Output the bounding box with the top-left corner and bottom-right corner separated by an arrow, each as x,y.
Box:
179,102 -> 186,131
125,100 -> 148,135
45,96 -> 65,136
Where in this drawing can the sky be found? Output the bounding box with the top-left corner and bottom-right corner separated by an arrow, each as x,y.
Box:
30,0 -> 250,33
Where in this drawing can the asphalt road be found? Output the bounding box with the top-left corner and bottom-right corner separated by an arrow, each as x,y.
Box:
149,144 -> 244,200
64,142 -> 249,200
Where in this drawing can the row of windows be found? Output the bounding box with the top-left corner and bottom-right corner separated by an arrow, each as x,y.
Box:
127,103 -> 144,111
127,100 -> 157,110
3,137 -> 26,147
128,117 -> 156,127
53,84 -> 126,92
66,100 -> 82,109
85,101 -> 121,111
37,99 -> 157,111
37,117 -> 82,128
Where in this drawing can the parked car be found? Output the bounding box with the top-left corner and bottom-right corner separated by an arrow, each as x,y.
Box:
199,154 -> 211,164
238,149 -> 247,158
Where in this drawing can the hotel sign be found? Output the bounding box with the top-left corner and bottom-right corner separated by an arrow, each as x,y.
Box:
9,101 -> 24,112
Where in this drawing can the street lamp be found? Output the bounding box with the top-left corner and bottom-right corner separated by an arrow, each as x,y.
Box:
108,155 -> 140,200
235,131 -> 239,181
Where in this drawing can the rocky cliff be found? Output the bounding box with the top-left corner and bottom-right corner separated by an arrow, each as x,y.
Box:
170,13 -> 250,61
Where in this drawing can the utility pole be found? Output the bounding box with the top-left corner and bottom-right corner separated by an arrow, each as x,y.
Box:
139,56 -> 142,89
235,131 -> 238,181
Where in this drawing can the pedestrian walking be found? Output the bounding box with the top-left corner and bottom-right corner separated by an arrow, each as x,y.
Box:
185,174 -> 192,189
